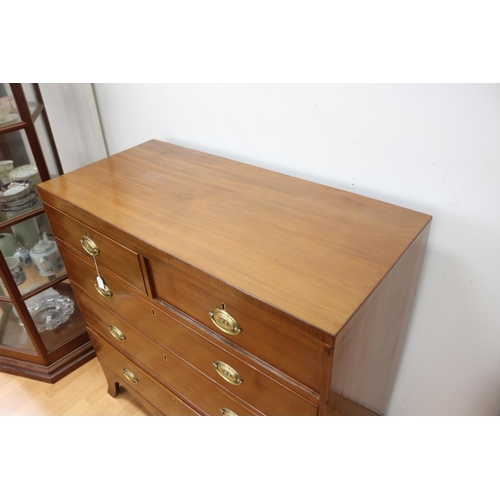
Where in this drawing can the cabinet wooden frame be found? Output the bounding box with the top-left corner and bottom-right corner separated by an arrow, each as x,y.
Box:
0,83 -> 94,382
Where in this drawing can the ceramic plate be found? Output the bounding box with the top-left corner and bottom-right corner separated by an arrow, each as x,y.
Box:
0,180 -> 32,200
9,165 -> 41,183
0,190 -> 39,212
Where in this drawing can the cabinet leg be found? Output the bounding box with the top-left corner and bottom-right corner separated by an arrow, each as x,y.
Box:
101,365 -> 120,398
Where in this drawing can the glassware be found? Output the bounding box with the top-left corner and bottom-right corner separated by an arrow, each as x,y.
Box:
27,294 -> 75,332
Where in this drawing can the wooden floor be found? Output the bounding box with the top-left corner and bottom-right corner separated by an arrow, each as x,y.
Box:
0,358 -> 151,416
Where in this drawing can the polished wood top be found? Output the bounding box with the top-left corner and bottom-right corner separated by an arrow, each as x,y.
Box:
38,140 -> 431,338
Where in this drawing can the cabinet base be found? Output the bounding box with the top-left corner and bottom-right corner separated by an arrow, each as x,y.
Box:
0,341 -> 96,383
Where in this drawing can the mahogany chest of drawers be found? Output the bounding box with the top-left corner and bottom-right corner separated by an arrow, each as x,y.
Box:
38,140 -> 431,416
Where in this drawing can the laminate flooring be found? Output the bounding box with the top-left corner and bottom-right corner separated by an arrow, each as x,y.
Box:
0,357 -> 151,416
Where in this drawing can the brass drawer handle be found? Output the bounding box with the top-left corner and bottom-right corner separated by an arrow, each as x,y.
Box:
213,361 -> 243,386
220,407 -> 238,416
108,324 -> 126,342
209,306 -> 241,336
95,280 -> 113,298
80,236 -> 99,256
122,368 -> 139,384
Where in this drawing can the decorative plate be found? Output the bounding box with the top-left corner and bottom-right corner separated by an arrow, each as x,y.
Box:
0,179 -> 32,198
9,164 -> 40,182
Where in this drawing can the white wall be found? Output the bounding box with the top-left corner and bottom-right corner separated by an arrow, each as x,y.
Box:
39,83 -> 107,173
92,83 -> 500,416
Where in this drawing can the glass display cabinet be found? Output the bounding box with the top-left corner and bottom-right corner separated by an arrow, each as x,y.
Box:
0,83 -> 94,382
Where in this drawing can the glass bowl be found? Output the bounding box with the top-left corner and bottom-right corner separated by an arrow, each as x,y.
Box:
27,295 -> 75,332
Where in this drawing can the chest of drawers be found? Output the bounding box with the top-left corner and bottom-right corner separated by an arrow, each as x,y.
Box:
38,140 -> 431,416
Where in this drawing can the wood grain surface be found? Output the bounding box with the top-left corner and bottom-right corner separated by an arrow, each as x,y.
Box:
38,140 -> 431,340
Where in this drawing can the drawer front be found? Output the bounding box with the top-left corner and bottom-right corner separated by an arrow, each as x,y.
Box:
75,289 -> 259,416
59,244 -> 142,311
146,255 -> 324,392
45,204 -> 146,294
89,329 -> 197,416
63,246 -> 317,415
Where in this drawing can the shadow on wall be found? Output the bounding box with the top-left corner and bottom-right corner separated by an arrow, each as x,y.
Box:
387,214 -> 500,416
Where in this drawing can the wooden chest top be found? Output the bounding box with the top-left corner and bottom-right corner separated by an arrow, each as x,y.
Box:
38,140 -> 431,339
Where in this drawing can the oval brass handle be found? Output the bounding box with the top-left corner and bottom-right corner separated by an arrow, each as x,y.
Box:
220,407 -> 238,416
209,308 -> 241,335
108,324 -> 126,342
95,280 -> 113,298
80,236 -> 99,256
213,361 -> 243,386
122,368 -> 139,384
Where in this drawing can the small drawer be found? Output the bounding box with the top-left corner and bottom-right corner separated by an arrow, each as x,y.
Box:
89,329 -> 197,416
44,204 -> 146,294
146,254 -> 324,392
59,244 -> 141,309
76,289 -> 259,416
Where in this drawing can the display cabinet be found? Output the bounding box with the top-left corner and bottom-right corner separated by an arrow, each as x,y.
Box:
0,83 -> 94,382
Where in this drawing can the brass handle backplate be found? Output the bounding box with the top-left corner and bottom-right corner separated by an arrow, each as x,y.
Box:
108,324 -> 126,342
220,408 -> 238,416
209,307 -> 241,336
213,361 -> 243,386
80,236 -> 99,256
95,280 -> 113,298
122,368 -> 139,384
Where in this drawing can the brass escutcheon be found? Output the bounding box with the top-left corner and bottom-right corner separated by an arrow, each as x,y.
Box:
220,408 -> 238,416
209,305 -> 241,336
213,361 -> 243,385
108,324 -> 126,342
80,235 -> 99,256
122,368 -> 138,384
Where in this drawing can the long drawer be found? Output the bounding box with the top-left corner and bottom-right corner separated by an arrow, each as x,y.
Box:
146,254 -> 324,392
62,245 -> 318,415
75,288 -> 260,416
46,204 -> 146,294
89,330 -> 197,416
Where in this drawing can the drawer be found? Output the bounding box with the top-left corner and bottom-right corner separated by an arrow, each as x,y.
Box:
59,244 -> 141,310
77,291 -> 316,416
146,254 -> 324,392
89,329 -> 197,416
63,246 -> 318,415
45,204 -> 146,294
75,288 -> 260,416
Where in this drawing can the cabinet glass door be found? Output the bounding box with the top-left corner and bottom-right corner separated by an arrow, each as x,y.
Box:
0,83 -> 93,382
0,301 -> 36,352
0,84 -> 21,129
24,278 -> 86,351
